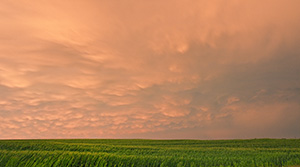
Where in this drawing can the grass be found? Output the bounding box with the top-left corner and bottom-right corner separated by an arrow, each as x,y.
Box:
0,139 -> 299,166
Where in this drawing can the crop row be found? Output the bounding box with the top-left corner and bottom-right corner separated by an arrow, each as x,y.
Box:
0,139 -> 299,166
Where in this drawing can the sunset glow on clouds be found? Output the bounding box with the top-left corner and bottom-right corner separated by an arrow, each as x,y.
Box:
0,0 -> 300,139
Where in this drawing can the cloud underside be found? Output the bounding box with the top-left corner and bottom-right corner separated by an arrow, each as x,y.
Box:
0,0 -> 299,139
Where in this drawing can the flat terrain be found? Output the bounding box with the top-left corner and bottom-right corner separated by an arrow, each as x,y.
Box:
0,139 -> 299,166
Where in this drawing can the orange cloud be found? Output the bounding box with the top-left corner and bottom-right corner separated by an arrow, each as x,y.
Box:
0,0 -> 300,139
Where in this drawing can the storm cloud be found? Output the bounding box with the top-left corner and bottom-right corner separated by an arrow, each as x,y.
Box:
0,0 -> 299,139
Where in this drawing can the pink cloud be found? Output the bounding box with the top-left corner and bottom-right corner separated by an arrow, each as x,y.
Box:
0,0 -> 300,139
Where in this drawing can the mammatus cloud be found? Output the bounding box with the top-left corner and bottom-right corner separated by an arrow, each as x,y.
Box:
0,0 -> 299,139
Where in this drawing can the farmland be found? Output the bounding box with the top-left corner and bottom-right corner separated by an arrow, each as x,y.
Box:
0,139 -> 299,166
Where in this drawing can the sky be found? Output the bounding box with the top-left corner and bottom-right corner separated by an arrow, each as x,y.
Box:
0,0 -> 300,139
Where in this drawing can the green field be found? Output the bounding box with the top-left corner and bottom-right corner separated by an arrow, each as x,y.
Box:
0,139 -> 299,167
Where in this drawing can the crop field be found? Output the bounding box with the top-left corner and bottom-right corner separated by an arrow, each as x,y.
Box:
0,139 -> 299,167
